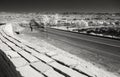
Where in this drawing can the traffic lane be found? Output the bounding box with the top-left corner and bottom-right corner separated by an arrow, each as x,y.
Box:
46,31 -> 120,61
24,28 -> 120,61
46,28 -> 120,47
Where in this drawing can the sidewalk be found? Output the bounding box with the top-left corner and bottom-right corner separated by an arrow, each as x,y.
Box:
0,24 -> 118,77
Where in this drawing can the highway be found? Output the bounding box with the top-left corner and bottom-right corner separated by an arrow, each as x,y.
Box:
45,28 -> 120,61
22,27 -> 120,61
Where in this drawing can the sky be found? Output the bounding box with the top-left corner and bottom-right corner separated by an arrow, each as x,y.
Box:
0,0 -> 120,13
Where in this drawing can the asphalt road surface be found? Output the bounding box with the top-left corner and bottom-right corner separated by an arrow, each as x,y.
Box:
45,28 -> 120,61
22,27 -> 120,61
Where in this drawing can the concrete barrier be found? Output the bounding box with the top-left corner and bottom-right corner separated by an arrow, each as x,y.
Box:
0,49 -> 21,77
4,23 -> 14,36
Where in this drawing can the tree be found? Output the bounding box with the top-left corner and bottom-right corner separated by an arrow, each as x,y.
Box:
75,20 -> 88,29
29,19 -> 39,31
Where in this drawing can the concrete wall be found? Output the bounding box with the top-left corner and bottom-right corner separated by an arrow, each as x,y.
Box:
0,49 -> 21,77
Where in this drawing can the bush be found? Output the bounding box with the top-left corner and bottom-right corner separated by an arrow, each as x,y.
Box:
29,19 -> 44,28
29,19 -> 39,28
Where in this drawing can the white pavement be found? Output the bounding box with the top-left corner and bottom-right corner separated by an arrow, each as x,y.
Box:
0,23 -> 118,77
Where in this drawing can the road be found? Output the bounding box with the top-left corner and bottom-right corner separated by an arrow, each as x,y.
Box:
19,27 -> 120,75
45,28 -> 120,61
21,27 -> 120,61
